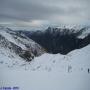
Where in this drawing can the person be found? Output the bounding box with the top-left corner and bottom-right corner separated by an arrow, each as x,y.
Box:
68,65 -> 72,73
88,68 -> 90,73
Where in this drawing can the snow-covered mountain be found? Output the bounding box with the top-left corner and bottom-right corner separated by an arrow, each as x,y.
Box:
0,39 -> 90,90
0,29 -> 90,71
22,26 -> 90,54
0,26 -> 45,65
77,26 -> 90,39
18,44 -> 90,72
0,26 -> 90,90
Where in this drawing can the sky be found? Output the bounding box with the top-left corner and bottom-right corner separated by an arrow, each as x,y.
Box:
0,0 -> 90,29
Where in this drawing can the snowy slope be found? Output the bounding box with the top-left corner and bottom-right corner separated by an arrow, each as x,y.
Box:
77,26 -> 90,39
0,26 -> 90,70
0,26 -> 90,90
0,41 -> 90,72
0,45 -> 90,90
0,26 -> 45,53
0,26 -> 45,63
0,46 -> 26,69
22,44 -> 90,72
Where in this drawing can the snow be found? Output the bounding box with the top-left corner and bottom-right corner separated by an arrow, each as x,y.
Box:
0,26 -> 45,58
78,27 -> 90,39
0,27 -> 42,50
0,47 -> 26,69
0,28 -> 26,49
0,26 -> 90,90
18,45 -> 90,72
0,71 -> 90,90
0,44 -> 90,90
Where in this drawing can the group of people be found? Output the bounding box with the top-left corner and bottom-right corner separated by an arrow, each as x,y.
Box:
67,66 -> 90,74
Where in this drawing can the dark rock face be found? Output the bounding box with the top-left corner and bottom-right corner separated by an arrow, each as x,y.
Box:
19,50 -> 34,62
78,34 -> 90,48
21,27 -> 90,54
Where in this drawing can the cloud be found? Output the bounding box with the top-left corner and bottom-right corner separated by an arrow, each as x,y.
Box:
0,0 -> 90,27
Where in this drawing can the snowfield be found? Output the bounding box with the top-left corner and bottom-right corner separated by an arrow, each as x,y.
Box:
0,26 -> 90,90
0,44 -> 90,90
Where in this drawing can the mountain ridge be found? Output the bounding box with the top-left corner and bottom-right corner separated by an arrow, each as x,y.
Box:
0,26 -> 45,62
20,26 -> 90,54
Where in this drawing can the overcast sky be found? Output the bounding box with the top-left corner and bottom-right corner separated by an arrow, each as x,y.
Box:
0,0 -> 90,28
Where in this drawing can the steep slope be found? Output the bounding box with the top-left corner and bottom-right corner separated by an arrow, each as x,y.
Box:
0,45 -> 26,69
77,26 -> 90,39
1,42 -> 89,72
21,26 -> 90,54
21,44 -> 90,72
0,26 -> 45,63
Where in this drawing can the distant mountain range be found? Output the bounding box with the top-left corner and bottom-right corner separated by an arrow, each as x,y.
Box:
19,26 -> 90,54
